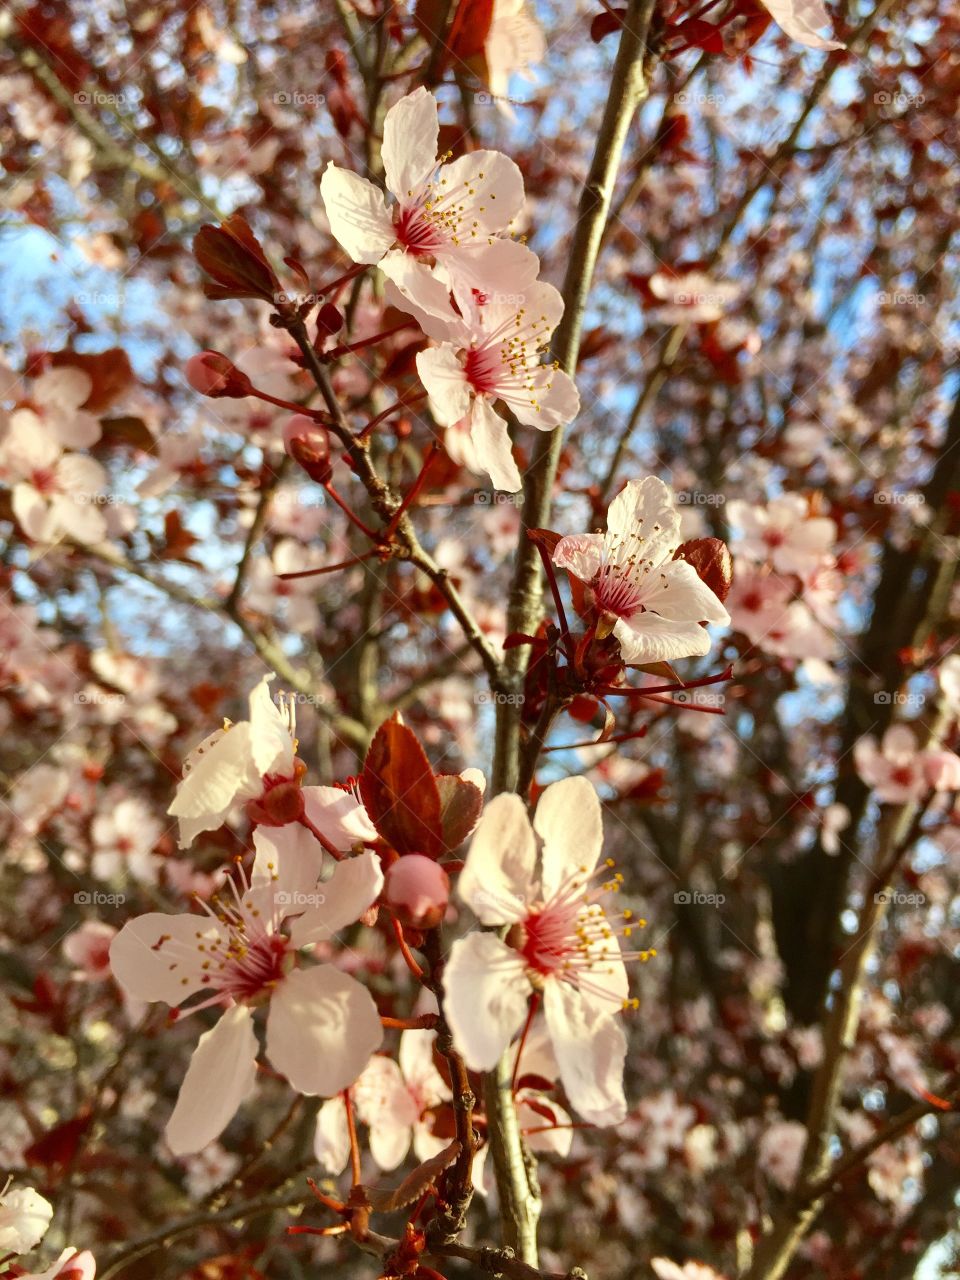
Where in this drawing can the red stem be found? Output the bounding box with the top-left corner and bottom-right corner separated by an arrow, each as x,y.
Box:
324,481 -> 382,540
327,321 -> 414,360
298,814 -> 344,861
344,1089 -> 362,1186
511,993 -> 541,1095
391,916 -> 426,981
277,549 -> 380,581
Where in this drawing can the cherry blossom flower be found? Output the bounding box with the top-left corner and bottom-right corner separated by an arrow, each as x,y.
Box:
651,1260 -> 728,1280
168,675 -> 300,847
0,1184 -> 53,1252
758,1119 -> 806,1190
727,494 -> 835,576
19,1248 -> 96,1280
443,776 -> 641,1126
0,416 -> 108,545
109,830 -> 384,1154
939,654 -> 960,713
821,802 -> 851,855
727,565 -> 839,662
647,271 -> 740,324
320,87 -> 537,301
12,367 -> 101,449
853,725 -> 941,805
410,281 -> 579,493
553,478 -> 730,664
484,0 -> 546,110
91,797 -> 161,883
760,0 -> 844,51
331,1030 -> 453,1173
62,921 -> 117,981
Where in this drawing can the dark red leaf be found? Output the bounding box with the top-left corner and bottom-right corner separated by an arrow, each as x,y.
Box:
360,713 -> 444,857
436,773 -> 484,851
674,537 -> 734,604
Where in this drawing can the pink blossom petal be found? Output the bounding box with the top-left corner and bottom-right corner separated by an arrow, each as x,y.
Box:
165,1004 -> 259,1155
459,793 -> 536,924
542,980 -> 626,1126
289,850 -> 384,947
443,932 -> 530,1070
266,965 -> 382,1096
533,776 -> 604,900
109,912 -> 221,1005
320,163 -> 395,265
382,86 -> 439,200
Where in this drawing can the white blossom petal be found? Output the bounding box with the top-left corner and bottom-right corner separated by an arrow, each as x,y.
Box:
165,1004 -> 259,1155
543,981 -> 626,1126
443,932 -> 530,1070
459,792 -> 536,924
266,965 -> 383,1096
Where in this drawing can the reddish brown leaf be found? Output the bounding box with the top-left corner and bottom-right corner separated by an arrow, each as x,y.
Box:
436,773 -> 484,851
49,347 -> 134,413
360,713 -> 444,857
194,215 -> 281,302
97,415 -> 155,452
365,1139 -> 461,1211
674,537 -> 733,604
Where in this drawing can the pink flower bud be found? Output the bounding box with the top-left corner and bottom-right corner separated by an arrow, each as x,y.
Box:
185,351 -> 253,398
383,854 -> 450,929
283,415 -> 332,484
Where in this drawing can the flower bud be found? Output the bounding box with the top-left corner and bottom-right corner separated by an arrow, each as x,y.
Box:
317,302 -> 344,337
383,854 -> 450,930
283,414 -> 332,484
185,351 -> 253,398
